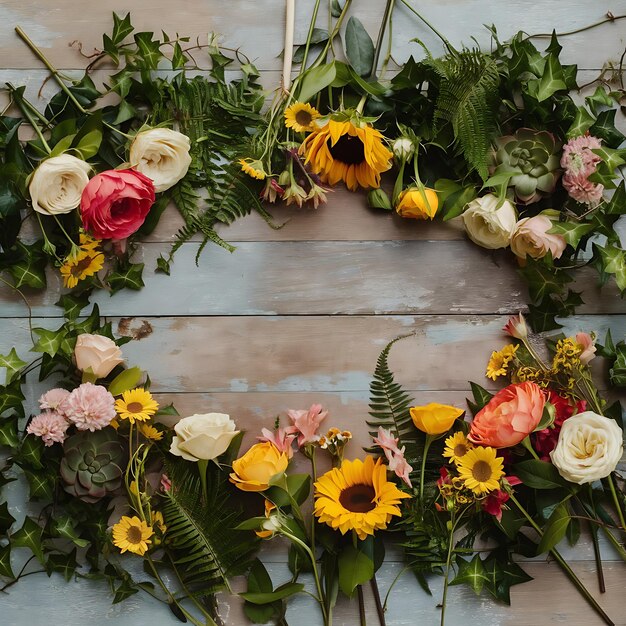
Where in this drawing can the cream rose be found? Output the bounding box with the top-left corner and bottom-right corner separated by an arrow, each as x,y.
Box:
462,194 -> 517,249
74,334 -> 124,378
129,128 -> 192,193
170,413 -> 240,462
510,214 -> 567,260
29,154 -> 91,215
550,412 -> 623,484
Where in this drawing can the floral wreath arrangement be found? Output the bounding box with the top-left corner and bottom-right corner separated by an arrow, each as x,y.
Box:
0,6 -> 625,331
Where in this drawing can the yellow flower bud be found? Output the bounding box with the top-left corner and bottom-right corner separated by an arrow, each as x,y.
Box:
229,442 -> 289,492
410,403 -> 464,435
396,187 -> 439,220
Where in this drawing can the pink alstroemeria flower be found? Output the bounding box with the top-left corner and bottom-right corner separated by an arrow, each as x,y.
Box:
258,427 -> 297,458
287,404 -> 328,447
373,426 -> 402,455
482,489 -> 510,521
576,332 -> 596,365
503,312 -> 528,340
374,427 -> 413,487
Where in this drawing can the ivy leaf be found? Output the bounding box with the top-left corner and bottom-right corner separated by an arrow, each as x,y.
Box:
596,244 -> 626,291
592,146 -> 626,173
17,435 -> 45,469
483,558 -> 533,604
344,17 -> 375,77
604,181 -> 626,215
0,348 -> 26,384
585,85 -> 616,115
156,255 -> 171,275
23,468 -> 54,500
112,12 -> 134,45
108,263 -> 145,294
53,516 -> 90,548
0,414 -> 19,446
590,109 -> 626,148
134,32 -> 163,70
171,42 -> 187,69
32,327 -> 67,357
102,33 -> 119,65
11,517 -> 44,563
0,383 -> 25,418
547,222 -> 594,248
8,246 -> 47,289
112,100 -> 137,125
0,501 -> 16,534
46,549 -> 79,582
526,54 -> 567,102
55,292 -> 91,320
566,106 -> 595,139
449,554 -> 489,594
518,258 -> 572,304
0,544 -> 15,579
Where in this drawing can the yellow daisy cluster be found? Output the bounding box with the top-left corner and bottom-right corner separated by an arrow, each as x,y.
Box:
552,338 -> 582,373
318,427 -> 352,459
114,388 -> 159,425
314,456 -> 410,540
239,158 -> 266,180
485,344 -> 518,380
59,234 -> 105,288
442,431 -> 473,464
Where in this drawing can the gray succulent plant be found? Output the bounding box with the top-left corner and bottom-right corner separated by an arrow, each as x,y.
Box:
60,429 -> 126,503
491,128 -> 561,204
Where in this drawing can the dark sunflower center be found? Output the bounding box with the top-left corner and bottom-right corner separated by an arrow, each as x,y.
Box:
295,109 -> 313,126
126,525 -> 143,543
453,444 -> 468,458
339,484 -> 376,513
328,134 -> 365,165
126,402 -> 143,413
71,256 -> 95,277
472,460 -> 492,482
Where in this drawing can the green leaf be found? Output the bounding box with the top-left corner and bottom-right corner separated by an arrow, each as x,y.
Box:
483,558 -> 533,604
8,253 -> 47,289
112,100 -> 137,125
512,460 -> 570,490
537,504 -> 570,554
11,516 -> 44,563
18,435 -> 45,469
107,263 -> 145,294
134,32 -> 163,70
0,501 -> 16,534
0,544 -> 15,579
46,549 -> 79,582
48,134 -> 75,157
344,17 -> 375,77
172,42 -> 187,69
547,222 -> 594,248
526,54 -> 567,102
156,255 -> 171,275
331,0 -> 344,17
604,181 -> 626,216
566,106 -> 596,139
592,146 -> 626,173
467,382 -> 493,415
435,179 -> 477,221
449,554 -> 489,594
240,582 -> 304,604
293,29 -> 329,64
0,348 -> 26,384
74,129 -> 102,160
596,244 -> 626,291
297,62 -> 337,103
53,516 -> 90,548
108,366 -> 143,397
590,109 -> 626,148
243,559 -> 278,623
112,12 -> 134,44
338,543 -> 374,598
23,468 -> 54,500
32,327 -> 67,357
0,415 -> 19,446
55,292 -> 91,320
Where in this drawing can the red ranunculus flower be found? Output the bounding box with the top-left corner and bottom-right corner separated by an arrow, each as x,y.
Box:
80,169 -> 155,240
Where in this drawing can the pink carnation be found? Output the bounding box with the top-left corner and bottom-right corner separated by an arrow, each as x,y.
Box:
39,388 -> 71,414
562,171 -> 604,205
27,412 -> 69,446
561,135 -> 602,176
64,382 -> 116,431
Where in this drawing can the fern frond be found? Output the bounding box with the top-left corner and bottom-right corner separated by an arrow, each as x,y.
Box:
160,459 -> 257,593
424,48 -> 501,180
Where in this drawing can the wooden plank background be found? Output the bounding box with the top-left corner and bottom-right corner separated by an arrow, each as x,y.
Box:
1,1 -> 626,624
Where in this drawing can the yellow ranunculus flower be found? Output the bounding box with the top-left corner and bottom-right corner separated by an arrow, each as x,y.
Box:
229,442 -> 289,492
410,403 -> 464,435
396,187 -> 439,220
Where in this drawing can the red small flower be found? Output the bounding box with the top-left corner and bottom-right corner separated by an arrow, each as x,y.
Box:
482,489 -> 510,521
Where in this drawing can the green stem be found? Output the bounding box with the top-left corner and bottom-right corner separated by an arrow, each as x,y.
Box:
370,0 -> 396,78
419,434 -> 434,505
509,493 -> 614,626
299,0 -> 323,74
607,474 -> 626,532
52,215 -> 80,252
0,276 -> 34,343
396,0 -> 454,54
521,436 -> 540,460
197,458 -> 209,504
357,584 -> 366,626
440,507 -> 468,626
382,566 -> 409,612
6,83 -> 51,153
527,14 -> 626,39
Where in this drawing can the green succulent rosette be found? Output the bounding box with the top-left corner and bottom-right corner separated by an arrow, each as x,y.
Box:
60,429 -> 127,503
491,128 -> 562,204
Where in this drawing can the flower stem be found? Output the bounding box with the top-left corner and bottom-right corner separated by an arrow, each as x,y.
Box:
419,434 -> 434,505
371,576 -> 386,626
299,0 -> 323,75
371,0 -> 396,78
509,493 -> 615,626
440,507 -> 467,626
6,83 -> 51,153
282,0 -> 296,91
357,584 -> 366,626
607,474 -> 626,532
396,0 -> 454,54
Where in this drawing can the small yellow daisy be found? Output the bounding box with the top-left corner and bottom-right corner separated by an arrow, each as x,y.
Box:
486,344 -> 518,380
442,431 -> 473,464
59,248 -> 105,289
115,388 -> 159,424
456,447 -> 504,495
284,102 -> 320,132
150,510 -> 167,534
112,516 -> 153,556
239,158 -> 266,180
139,422 -> 163,441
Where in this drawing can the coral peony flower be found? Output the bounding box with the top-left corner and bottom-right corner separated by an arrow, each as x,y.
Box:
258,426 -> 297,458
287,403 -> 328,447
26,412 -> 69,446
65,382 -> 116,431
80,169 -> 155,240
39,388 -> 71,414
469,381 -> 545,448
410,403 -> 464,435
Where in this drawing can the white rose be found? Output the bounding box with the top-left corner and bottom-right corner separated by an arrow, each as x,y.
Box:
170,413 -> 240,462
74,333 -> 124,378
550,412 -> 623,484
461,194 -> 517,249
129,128 -> 192,193
29,154 -> 91,215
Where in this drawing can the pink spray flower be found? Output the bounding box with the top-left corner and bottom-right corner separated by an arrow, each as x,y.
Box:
258,426 -> 298,458
576,332 -> 596,365
482,489 -> 510,521
287,404 -> 328,447
39,388 -> 71,415
373,426 -> 402,455
373,427 -> 413,487
503,313 -> 528,340
27,412 -> 69,446
561,135 -> 602,176
562,172 -> 604,205
64,382 -> 116,431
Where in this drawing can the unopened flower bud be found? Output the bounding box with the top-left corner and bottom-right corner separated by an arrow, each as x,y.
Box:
368,188 -> 392,211
392,137 -> 415,162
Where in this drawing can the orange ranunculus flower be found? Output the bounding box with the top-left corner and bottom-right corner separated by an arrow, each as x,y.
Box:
468,381 -> 545,448
229,442 -> 289,492
410,403 -> 464,435
395,187 -> 439,220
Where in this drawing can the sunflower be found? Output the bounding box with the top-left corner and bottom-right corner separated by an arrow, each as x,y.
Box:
443,431 -> 473,464
115,388 -> 159,424
79,233 -> 101,251
59,248 -> 105,288
314,456 -> 410,540
486,344 -> 518,380
284,102 -> 320,132
456,447 -> 504,495
239,158 -> 266,180
300,115 -> 392,191
112,515 -> 154,556
138,422 -> 163,441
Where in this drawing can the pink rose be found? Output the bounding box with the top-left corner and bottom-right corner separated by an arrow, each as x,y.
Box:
510,215 -> 567,260
469,381 -> 546,448
80,169 -> 155,240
